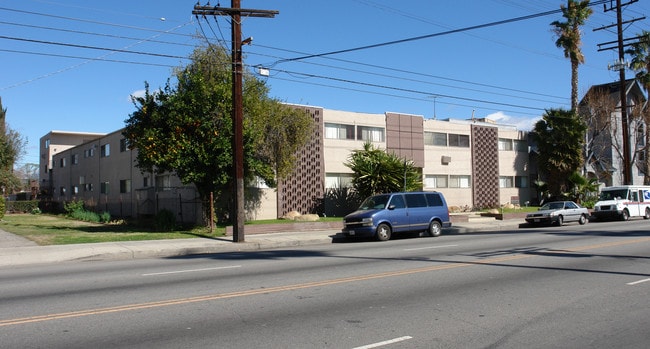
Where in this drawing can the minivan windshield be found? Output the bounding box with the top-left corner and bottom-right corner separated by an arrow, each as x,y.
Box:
358,194 -> 390,210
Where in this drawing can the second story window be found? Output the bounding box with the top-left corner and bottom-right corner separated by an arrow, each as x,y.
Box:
448,134 -> 469,148
101,144 -> 110,157
325,123 -> 355,140
357,126 -> 384,142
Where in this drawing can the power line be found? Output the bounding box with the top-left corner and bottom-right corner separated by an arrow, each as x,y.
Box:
271,0 -> 609,65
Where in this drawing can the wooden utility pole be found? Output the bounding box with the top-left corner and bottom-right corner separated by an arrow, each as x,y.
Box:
192,1 -> 278,242
595,0 -> 644,185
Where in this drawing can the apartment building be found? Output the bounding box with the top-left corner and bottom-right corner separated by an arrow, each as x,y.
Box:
43,106 -> 534,222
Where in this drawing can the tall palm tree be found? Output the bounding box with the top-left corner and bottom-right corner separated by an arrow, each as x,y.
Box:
551,0 -> 593,112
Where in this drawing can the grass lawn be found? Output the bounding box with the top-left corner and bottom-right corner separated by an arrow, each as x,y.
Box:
0,214 -> 218,246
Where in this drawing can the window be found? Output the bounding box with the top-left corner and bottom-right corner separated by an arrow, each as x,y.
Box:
449,175 -> 471,188
425,193 -> 443,207
45,139 -> 50,149
637,125 -> 645,146
59,186 -> 66,195
59,157 -> 66,167
71,154 -> 79,165
498,138 -> 513,151
84,183 -> 94,192
100,182 -> 109,194
514,140 -> 528,152
120,179 -> 132,193
424,132 -> 447,146
389,194 -> 406,209
515,176 -> 528,188
325,173 -> 353,188
156,174 -> 171,191
71,186 -> 79,195
424,175 -> 447,188
405,193 -> 427,208
499,176 -> 513,188
448,134 -> 469,147
324,123 -> 355,140
84,147 -> 95,158
143,176 -> 150,188
101,144 -> 110,157
120,138 -> 129,152
357,126 -> 384,142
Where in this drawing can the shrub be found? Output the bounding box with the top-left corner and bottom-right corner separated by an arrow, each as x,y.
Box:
99,211 -> 111,223
0,196 -> 5,220
64,200 -> 85,216
154,209 -> 176,231
31,207 -> 41,215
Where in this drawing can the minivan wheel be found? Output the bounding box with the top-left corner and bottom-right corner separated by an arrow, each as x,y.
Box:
375,223 -> 392,241
428,221 -> 442,237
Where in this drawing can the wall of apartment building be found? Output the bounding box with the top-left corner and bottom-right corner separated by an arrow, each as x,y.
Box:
39,131 -> 105,195
50,129 -> 203,224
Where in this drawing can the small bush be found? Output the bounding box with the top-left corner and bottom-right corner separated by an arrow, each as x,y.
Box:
70,209 -> 101,223
99,211 -> 111,223
64,200 -> 85,216
31,207 -> 41,215
154,209 -> 177,231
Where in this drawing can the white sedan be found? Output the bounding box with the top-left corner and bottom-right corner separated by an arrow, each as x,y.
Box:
525,201 -> 590,226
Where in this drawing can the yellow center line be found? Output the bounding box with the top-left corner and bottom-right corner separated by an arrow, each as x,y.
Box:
2,237 -> 649,327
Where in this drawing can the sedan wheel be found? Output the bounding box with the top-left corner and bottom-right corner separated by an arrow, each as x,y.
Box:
578,214 -> 587,225
375,223 -> 392,241
556,215 -> 564,226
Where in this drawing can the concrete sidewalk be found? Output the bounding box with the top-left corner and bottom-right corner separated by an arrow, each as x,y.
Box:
0,219 -> 524,267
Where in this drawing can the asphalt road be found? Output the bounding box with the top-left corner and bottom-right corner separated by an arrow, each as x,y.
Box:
1,219 -> 649,348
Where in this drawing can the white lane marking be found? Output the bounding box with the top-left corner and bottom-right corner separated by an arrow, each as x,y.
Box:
142,265 -> 241,276
627,277 -> 650,285
404,244 -> 458,251
353,336 -> 413,349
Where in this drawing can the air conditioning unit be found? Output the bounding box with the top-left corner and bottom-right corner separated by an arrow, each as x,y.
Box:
441,156 -> 451,164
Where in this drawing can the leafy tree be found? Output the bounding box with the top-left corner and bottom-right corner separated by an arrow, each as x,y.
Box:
123,44 -> 312,223
532,108 -> 586,195
551,0 -> 593,111
345,142 -> 422,199
0,97 -> 25,195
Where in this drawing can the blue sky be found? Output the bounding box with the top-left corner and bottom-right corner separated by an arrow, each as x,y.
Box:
2,0 -> 649,169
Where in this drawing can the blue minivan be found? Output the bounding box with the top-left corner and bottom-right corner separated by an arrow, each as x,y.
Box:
342,191 -> 452,241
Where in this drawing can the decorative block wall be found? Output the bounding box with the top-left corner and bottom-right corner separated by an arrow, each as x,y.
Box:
277,107 -> 325,217
471,124 -> 500,208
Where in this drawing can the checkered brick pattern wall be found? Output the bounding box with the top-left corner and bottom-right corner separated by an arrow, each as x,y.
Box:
277,107 -> 325,217
471,125 -> 500,208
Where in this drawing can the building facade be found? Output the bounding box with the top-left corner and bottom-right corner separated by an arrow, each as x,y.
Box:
580,80 -> 648,186
43,106 -> 535,222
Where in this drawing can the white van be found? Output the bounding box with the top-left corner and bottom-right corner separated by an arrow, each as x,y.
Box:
592,185 -> 650,221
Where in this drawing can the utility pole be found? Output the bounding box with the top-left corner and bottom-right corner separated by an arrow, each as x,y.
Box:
192,1 -> 278,242
595,0 -> 644,185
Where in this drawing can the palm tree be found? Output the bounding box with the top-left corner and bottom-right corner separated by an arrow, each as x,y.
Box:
551,0 -> 593,112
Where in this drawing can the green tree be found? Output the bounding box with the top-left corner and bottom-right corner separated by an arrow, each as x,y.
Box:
123,44 -> 312,223
532,108 -> 586,196
0,97 -> 25,195
345,142 -> 422,199
551,0 -> 593,111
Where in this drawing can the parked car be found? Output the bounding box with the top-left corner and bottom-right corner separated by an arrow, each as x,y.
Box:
342,191 -> 452,241
525,201 -> 589,226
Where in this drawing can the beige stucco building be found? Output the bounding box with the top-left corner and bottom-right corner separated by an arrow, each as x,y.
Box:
41,106 -> 535,222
